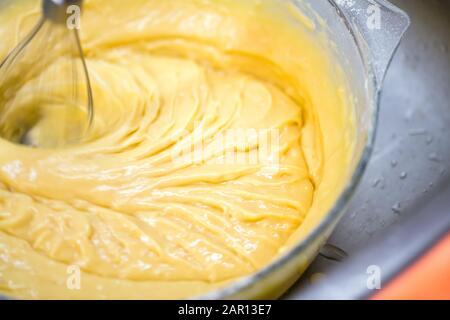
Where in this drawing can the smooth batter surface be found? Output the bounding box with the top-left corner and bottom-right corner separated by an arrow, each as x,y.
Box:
0,0 -> 354,299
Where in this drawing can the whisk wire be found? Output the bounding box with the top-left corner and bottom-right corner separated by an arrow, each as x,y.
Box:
0,0 -> 93,148
0,17 -> 45,72
73,28 -> 93,126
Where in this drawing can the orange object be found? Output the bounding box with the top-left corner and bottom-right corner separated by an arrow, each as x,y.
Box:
372,232 -> 450,300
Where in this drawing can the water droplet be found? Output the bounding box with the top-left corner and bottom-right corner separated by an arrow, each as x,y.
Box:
392,202 -> 402,213
404,109 -> 414,121
426,136 -> 434,145
428,152 -> 440,162
372,178 -> 381,187
391,159 -> 398,168
400,171 -> 408,179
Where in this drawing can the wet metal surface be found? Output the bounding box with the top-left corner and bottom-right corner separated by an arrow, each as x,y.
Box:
286,0 -> 450,298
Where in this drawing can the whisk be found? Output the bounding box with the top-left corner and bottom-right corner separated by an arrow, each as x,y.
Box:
0,0 -> 93,148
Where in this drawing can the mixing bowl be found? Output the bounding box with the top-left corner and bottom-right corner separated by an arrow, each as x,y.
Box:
0,0 -> 409,300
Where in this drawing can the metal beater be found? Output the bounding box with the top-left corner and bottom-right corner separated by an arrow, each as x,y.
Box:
0,0 -> 93,147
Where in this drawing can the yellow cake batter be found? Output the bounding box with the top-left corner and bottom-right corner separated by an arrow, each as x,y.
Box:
0,0 -> 354,299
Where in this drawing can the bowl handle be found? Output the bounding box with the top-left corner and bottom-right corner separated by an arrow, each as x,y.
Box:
332,0 -> 410,88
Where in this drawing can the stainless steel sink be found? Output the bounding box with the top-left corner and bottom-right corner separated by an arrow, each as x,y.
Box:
286,0 -> 450,299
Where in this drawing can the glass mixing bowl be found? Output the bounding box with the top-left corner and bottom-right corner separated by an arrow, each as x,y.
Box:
199,0 -> 410,299
0,0 -> 409,300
